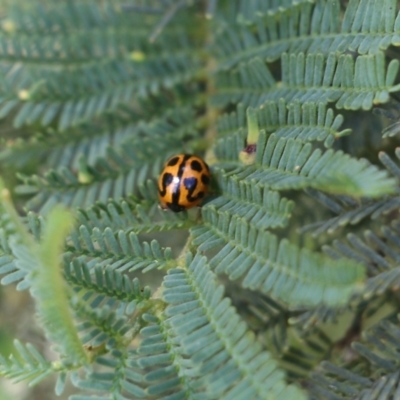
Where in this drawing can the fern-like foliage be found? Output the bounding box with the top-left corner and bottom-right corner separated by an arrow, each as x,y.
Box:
2,0 -> 400,399
214,0 -> 400,69
65,258 -> 152,316
0,340 -> 58,386
206,172 -> 294,230
160,253 -> 307,399
212,52 -> 400,109
17,155 -> 162,214
192,207 -> 365,307
308,314 -> 400,399
0,1 -> 202,130
76,199 -> 191,234
300,150 -> 400,236
215,130 -> 395,197
217,99 -> 351,147
67,225 -> 174,273
1,103 -> 200,170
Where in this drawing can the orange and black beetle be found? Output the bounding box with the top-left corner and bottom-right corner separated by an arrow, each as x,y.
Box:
158,154 -> 211,212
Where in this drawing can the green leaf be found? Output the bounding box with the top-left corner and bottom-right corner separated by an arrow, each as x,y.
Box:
0,340 -> 55,386
31,207 -> 87,365
217,100 -> 350,147
214,0 -> 400,70
161,254 -> 308,400
213,53 -> 400,110
192,209 -> 365,307
214,131 -> 396,197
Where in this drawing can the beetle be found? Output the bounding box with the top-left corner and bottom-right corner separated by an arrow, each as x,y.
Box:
158,154 -> 211,212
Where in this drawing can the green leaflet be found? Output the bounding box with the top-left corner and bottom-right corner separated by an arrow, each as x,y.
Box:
309,316 -> 400,398
204,172 -> 294,231
31,206 -> 87,365
68,226 -> 174,273
213,0 -> 399,70
212,53 -> 400,109
192,208 -> 365,307
16,160 -> 161,214
0,1 -> 202,130
161,253 -> 307,400
76,200 -> 191,235
65,258 -> 151,316
0,104 -> 199,170
135,313 -> 195,399
299,150 -> 400,236
0,340 -> 56,386
217,100 -> 350,147
322,220 -> 400,298
214,131 -> 396,197
70,348 -> 147,399
0,191 -> 88,368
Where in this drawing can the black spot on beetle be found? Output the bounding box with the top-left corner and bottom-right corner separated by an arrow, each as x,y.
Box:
201,174 -> 210,185
183,176 -> 197,190
184,177 -> 205,202
163,173 -> 174,187
190,159 -> 202,172
167,156 -> 180,167
159,172 -> 174,196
